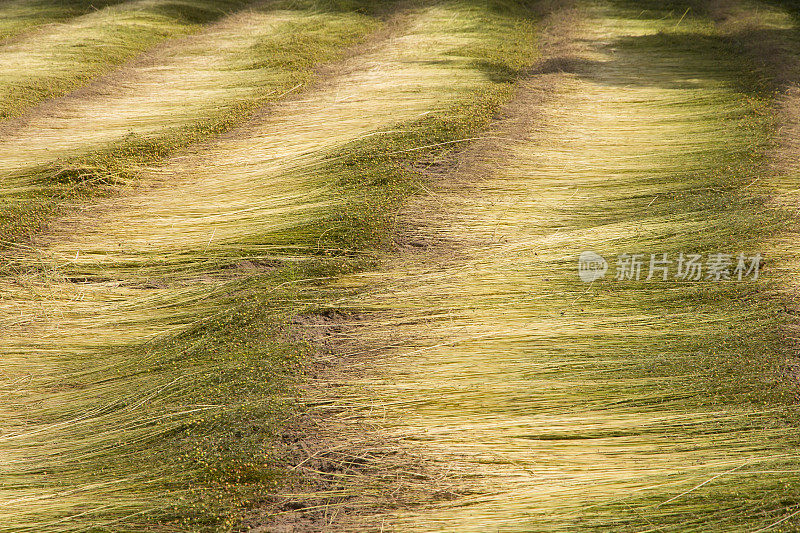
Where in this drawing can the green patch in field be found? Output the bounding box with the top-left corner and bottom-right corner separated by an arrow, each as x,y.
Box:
248,13 -> 377,74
